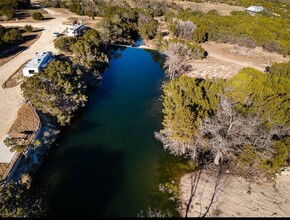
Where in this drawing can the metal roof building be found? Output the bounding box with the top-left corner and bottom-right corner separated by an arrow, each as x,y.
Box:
23,51 -> 54,77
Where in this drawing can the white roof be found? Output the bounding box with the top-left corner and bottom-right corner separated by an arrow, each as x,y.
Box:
68,24 -> 84,31
24,51 -> 53,69
246,6 -> 264,13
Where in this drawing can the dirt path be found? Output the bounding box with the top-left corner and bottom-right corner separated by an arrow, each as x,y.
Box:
0,8 -> 70,162
187,42 -> 289,79
179,170 -> 290,217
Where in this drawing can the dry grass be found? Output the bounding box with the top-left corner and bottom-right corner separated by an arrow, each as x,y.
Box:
9,103 -> 39,138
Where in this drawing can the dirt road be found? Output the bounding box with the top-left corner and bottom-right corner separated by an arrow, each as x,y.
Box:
0,8 -> 70,162
187,42 -> 289,79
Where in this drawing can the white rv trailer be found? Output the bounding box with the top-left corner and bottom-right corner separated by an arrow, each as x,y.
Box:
23,51 -> 54,77
66,24 -> 87,37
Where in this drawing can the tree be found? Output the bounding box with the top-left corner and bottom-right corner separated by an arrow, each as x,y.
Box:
137,207 -> 172,217
157,106 -> 196,156
152,31 -> 163,49
97,4 -> 138,43
2,29 -> 22,44
156,62 -> 290,176
163,41 -> 205,79
4,136 -> 27,153
196,96 -> 290,174
69,0 -> 82,15
21,60 -> 87,126
0,181 -> 45,217
139,20 -> 158,40
72,29 -> 108,75
0,25 -> 6,37
156,75 -> 223,159
194,25 -> 208,43
54,36 -> 78,52
174,20 -> 196,41
24,25 -> 33,32
0,0 -> 17,20
32,12 -> 44,20
226,67 -> 290,127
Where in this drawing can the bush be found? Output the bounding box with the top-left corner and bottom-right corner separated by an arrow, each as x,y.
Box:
2,10 -> 15,20
32,12 -> 44,20
0,25 -> 6,38
24,25 -> 33,32
54,36 -> 78,52
2,29 -> 22,44
139,20 -> 159,40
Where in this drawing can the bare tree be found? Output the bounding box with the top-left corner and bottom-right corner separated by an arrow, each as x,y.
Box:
156,96 -> 290,175
163,42 -> 193,79
137,207 -> 172,217
174,20 -> 196,41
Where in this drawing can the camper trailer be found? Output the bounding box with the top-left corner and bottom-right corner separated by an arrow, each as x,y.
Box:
66,24 -> 87,37
23,51 -> 54,77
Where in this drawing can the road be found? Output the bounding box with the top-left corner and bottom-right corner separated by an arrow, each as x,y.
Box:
0,8 -> 70,162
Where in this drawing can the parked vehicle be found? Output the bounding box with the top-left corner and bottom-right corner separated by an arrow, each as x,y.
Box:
53,32 -> 60,37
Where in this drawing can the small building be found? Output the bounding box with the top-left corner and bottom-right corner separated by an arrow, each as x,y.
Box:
246,6 -> 264,13
66,24 -> 87,37
23,51 -> 54,77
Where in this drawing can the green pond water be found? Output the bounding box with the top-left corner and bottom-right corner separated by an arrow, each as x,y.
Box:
32,47 -> 189,217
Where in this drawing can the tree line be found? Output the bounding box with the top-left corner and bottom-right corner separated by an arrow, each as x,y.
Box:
184,0 -> 290,18
156,62 -> 290,178
0,28 -> 110,218
165,7 -> 290,56
0,0 -> 31,20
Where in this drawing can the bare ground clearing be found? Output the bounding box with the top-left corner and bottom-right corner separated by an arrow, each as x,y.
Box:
162,0 -> 245,15
187,42 -> 290,79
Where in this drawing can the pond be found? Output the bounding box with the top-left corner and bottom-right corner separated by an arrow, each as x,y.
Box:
32,47 -> 184,217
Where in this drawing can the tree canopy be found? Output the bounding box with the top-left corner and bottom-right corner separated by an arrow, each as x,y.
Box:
156,62 -> 290,177
21,60 -> 87,126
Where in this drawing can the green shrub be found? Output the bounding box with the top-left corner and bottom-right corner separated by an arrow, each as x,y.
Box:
24,25 -> 33,32
1,9 -> 15,20
0,25 -> 6,38
2,29 -> 22,44
54,36 -> 78,52
139,20 -> 159,40
32,12 -> 44,20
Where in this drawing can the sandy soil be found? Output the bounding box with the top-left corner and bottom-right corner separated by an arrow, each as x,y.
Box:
179,169 -> 290,217
187,42 -> 289,79
156,0 -> 244,15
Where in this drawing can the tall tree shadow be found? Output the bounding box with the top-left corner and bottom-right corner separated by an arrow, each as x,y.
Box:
185,164 -> 223,218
